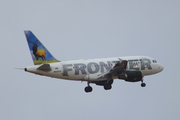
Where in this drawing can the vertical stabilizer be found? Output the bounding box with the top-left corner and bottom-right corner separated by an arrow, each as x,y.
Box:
24,31 -> 60,65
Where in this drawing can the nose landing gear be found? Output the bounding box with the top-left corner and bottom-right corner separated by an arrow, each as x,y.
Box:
141,83 -> 146,87
141,79 -> 146,87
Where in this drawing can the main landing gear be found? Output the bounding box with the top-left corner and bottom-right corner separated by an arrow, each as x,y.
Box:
104,84 -> 112,90
84,82 -> 93,93
104,79 -> 113,90
84,86 -> 93,93
84,80 -> 113,93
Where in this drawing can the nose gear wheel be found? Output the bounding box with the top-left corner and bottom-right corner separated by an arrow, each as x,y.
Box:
141,83 -> 146,87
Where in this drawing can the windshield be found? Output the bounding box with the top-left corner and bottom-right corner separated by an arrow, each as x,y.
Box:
152,60 -> 157,63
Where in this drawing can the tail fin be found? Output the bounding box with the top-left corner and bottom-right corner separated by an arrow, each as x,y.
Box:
24,30 -> 60,65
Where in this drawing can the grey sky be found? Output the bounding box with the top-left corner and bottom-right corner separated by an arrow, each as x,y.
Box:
0,0 -> 179,120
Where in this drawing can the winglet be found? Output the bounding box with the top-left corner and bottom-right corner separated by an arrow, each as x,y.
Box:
24,31 -> 60,65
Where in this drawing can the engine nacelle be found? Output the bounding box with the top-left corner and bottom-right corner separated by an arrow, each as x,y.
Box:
118,71 -> 143,82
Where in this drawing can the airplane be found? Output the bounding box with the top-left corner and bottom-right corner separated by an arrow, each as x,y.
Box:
24,31 -> 164,93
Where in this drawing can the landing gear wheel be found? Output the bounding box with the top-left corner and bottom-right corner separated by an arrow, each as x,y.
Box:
85,86 -> 93,93
104,84 -> 112,90
108,79 -> 114,85
141,83 -> 146,87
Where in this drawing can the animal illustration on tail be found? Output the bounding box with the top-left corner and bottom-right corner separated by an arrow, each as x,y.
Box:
24,31 -> 59,65
27,37 -> 46,60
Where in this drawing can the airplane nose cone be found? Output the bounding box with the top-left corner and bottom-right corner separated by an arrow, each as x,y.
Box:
158,64 -> 164,72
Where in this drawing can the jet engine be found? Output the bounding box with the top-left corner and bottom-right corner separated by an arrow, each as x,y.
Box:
118,71 -> 143,82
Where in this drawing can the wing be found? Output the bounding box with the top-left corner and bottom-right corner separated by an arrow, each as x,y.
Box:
98,60 -> 128,78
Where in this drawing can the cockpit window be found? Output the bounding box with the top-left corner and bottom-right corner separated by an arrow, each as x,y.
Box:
152,60 -> 157,63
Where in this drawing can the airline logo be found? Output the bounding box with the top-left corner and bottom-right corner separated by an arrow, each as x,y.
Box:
62,59 -> 152,76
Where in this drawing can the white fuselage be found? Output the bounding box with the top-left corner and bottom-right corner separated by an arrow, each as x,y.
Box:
25,56 -> 163,82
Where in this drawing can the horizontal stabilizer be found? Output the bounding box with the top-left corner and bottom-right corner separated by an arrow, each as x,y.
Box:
37,64 -> 51,71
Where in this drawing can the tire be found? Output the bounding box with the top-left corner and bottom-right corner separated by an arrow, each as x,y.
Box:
85,86 -> 93,92
104,84 -> 112,90
141,83 -> 146,87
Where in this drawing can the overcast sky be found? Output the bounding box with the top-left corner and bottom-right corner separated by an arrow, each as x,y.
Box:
0,0 -> 180,120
